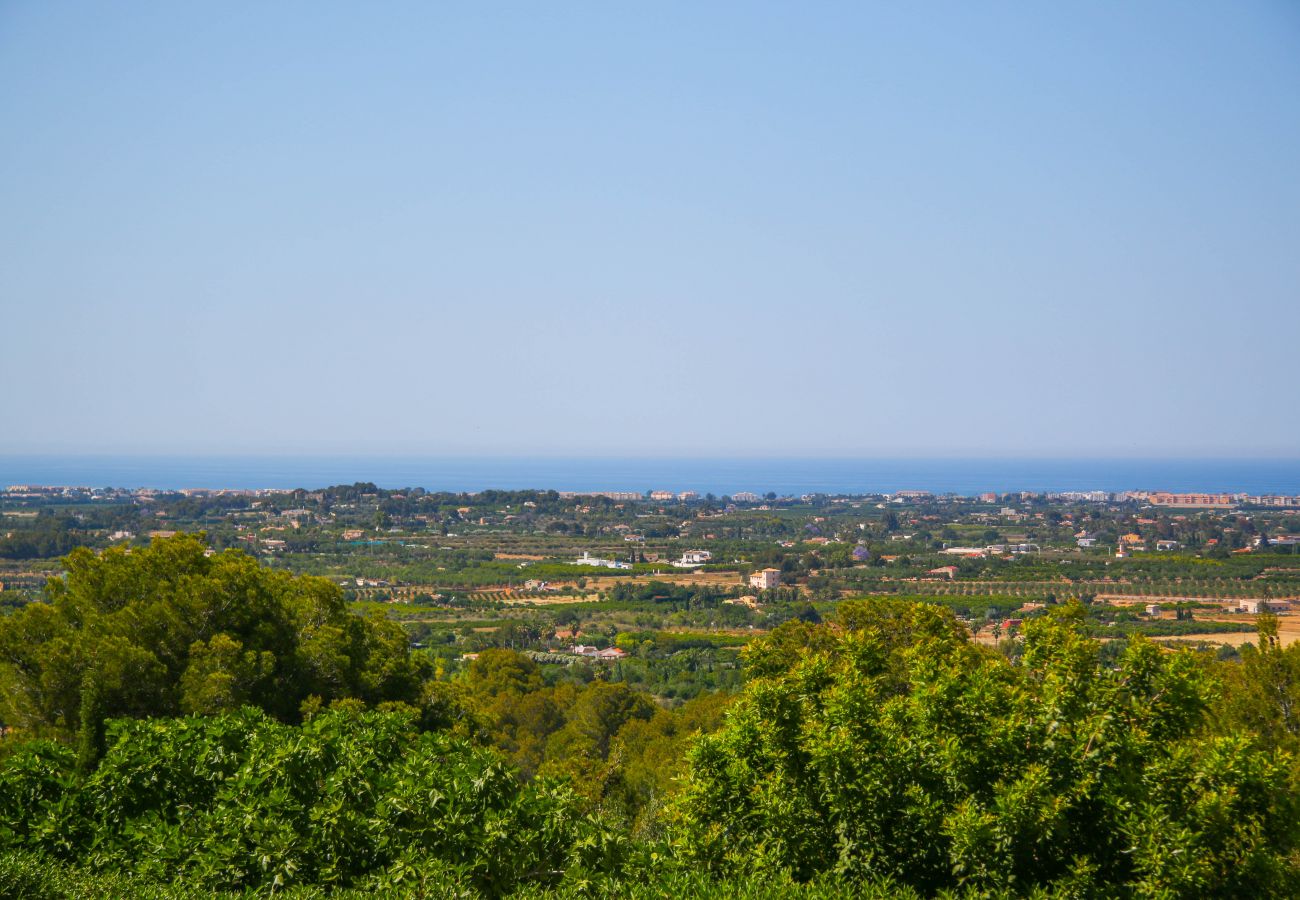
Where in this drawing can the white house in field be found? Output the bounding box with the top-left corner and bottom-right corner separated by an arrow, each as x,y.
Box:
1238,598 -> 1292,614
673,549 -> 712,568
574,551 -> 631,570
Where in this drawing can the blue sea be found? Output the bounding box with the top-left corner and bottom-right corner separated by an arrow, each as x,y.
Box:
1,456 -> 1298,496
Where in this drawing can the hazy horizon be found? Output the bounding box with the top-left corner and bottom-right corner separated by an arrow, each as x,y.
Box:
3,2 -> 1298,457
2,454 -> 1298,496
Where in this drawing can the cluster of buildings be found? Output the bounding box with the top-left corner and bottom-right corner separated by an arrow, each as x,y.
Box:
1145,492 -> 1237,509
5,485 -> 285,500
648,490 -> 700,502
557,491 -> 643,502
1050,491 -> 1112,503
567,644 -> 628,660
1237,599 -> 1293,614
558,489 -> 732,503
970,490 -> 1300,508
1145,492 -> 1300,509
1112,535 -> 1182,557
940,544 -> 1039,558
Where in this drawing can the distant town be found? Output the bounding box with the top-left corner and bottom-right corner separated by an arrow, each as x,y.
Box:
5,481 -> 1299,660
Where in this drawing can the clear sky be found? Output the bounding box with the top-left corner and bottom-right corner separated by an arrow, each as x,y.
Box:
2,2 -> 1298,458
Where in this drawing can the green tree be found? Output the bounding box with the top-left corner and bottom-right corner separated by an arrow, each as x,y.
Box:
467,648 -> 544,699
673,599 -> 1300,896
1216,612 -> 1300,751
0,535 -> 422,741
179,634 -> 275,715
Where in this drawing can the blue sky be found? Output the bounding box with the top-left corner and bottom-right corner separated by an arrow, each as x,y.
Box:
2,2 -> 1298,457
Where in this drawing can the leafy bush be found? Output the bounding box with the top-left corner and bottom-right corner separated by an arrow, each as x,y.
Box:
672,600 -> 1300,897
0,707 -> 626,895
0,535 -> 424,739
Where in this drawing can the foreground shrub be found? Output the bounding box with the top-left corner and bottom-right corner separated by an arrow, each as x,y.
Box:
0,707 -> 625,894
673,601 -> 1300,897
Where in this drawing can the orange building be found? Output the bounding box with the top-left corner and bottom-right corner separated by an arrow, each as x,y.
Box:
1148,492 -> 1235,508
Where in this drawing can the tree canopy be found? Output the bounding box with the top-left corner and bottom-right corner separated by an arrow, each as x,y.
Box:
673,601 -> 1300,896
0,535 -> 422,739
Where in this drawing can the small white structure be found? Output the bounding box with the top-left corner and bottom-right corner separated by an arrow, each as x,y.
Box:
574,551 -> 631,570
749,568 -> 782,590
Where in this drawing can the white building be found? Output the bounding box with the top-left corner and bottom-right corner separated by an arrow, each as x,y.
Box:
574,551 -> 632,570
749,568 -> 782,590
1238,599 -> 1292,614
568,645 -> 628,660
675,549 -> 712,567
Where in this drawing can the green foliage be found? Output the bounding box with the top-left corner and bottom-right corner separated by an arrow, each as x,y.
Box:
673,599 -> 1300,896
0,535 -> 424,738
1216,614 -> 1300,753
0,850 -> 201,899
0,517 -> 84,561
8,530 -> 1300,897
543,680 -> 655,767
457,649 -> 732,828
0,707 -> 626,895
469,648 -> 545,698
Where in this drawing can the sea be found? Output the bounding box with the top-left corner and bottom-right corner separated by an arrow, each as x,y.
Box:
1,456 -> 1298,497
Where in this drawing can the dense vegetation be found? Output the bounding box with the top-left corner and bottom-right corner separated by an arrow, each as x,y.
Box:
0,708 -> 621,895
676,603 -> 1299,896
0,536 -> 420,743
4,536 -> 1300,896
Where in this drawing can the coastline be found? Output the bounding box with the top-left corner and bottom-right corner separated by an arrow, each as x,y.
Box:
1,455 -> 1297,496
